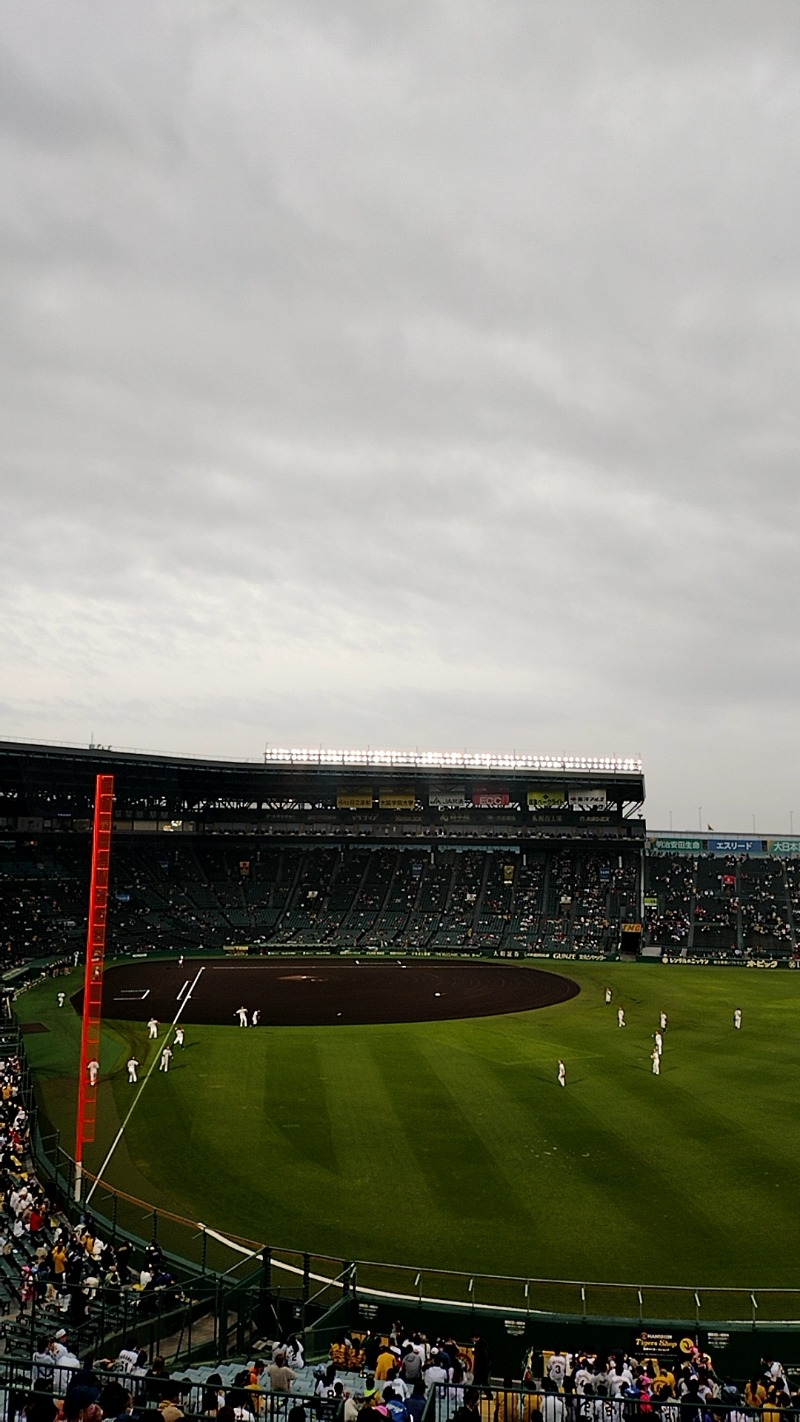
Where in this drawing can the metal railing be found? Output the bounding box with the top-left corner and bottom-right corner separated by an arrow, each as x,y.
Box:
0,1358 -> 324,1422
428,1386 -> 779,1422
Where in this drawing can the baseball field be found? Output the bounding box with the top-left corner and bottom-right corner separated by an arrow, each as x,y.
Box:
14,957 -> 800,1301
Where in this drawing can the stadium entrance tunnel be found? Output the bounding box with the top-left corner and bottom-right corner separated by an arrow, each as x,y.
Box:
80,957 -> 580,1027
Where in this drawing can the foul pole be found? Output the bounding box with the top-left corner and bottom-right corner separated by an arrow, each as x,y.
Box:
74,773 -> 114,1203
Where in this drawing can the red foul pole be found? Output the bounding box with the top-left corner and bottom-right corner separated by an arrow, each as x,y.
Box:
74,773 -> 114,1201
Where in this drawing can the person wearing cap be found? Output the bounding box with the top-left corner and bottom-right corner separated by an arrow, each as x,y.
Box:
54,1343 -> 82,1398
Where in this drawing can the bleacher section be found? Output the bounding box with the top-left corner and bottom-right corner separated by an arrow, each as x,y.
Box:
0,840 -> 648,961
644,852 -> 800,960
6,837 -> 800,964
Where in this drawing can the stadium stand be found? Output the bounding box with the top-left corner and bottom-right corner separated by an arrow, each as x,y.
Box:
9,838 -> 800,964
5,739 -> 800,966
643,851 -> 800,960
0,842 -> 653,960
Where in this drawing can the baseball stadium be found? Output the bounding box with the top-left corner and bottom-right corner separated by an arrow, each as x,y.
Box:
2,738 -> 800,1408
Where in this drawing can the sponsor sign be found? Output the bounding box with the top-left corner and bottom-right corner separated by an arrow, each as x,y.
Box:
379,791 -> 416,810
621,922 -> 643,934
707,837 -> 762,853
527,790 -> 566,810
568,788 -> 607,811
429,790 -> 468,808
769,839 -> 800,856
552,950 -> 606,960
472,789 -> 511,808
636,1332 -> 678,1360
652,837 -> 703,852
337,792 -> 373,810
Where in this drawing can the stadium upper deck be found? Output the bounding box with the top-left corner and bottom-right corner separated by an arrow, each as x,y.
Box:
0,739 -> 645,838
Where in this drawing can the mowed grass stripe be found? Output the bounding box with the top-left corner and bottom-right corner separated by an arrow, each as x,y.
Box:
16,962 -> 800,1288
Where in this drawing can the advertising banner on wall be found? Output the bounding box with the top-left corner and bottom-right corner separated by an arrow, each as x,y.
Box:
472,789 -> 511,808
527,790 -> 566,810
707,837 -> 762,854
337,791 -> 373,810
769,839 -> 800,856
568,788 -> 607,811
651,837 -> 703,853
429,790 -> 468,808
379,791 -> 416,810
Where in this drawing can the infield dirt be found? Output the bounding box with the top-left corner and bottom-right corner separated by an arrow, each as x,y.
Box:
84,957 -> 579,1027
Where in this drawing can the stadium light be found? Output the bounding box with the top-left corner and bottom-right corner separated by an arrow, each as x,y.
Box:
262,747 -> 643,774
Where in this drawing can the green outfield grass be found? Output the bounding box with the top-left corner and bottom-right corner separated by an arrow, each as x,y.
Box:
15,961 -> 800,1293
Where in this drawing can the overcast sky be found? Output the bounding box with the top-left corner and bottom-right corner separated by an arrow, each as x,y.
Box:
2,1 -> 799,832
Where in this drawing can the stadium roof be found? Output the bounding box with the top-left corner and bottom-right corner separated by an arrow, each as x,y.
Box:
0,739 -> 645,816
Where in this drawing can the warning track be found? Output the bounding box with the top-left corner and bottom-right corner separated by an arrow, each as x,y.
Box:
89,958 -> 579,1027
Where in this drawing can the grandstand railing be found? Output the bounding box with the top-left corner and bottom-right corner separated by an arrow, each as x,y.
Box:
0,1358 -> 323,1422
426,1388 -> 783,1422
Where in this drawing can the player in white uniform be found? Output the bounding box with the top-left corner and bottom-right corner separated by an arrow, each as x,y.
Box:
654,1030 -> 663,1055
175,1027 -> 185,1048
236,1006 -> 248,1027
651,1048 -> 661,1076
557,1059 -> 566,1088
148,1018 -> 159,1040
617,1007 -> 626,1027
159,1046 -> 173,1072
660,1011 -> 668,1031
127,1057 -> 139,1083
87,1060 -> 100,1085
734,1008 -> 742,1029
